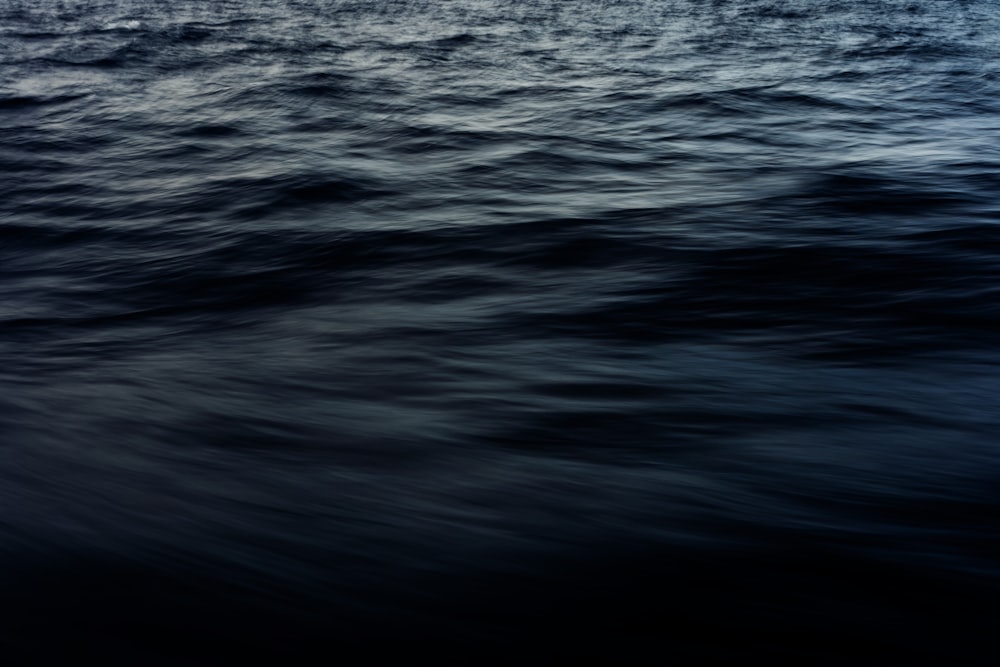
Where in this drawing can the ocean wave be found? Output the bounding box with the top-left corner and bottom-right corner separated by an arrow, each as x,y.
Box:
3,0 -> 1000,663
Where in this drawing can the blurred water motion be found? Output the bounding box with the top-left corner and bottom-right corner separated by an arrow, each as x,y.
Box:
2,0 -> 999,663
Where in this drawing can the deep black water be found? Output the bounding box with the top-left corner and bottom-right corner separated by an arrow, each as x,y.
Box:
3,0 -> 1000,663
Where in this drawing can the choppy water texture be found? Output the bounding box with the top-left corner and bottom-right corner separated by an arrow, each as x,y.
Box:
3,0 -> 1000,663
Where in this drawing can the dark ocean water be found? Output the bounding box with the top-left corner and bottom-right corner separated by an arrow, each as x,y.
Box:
2,0 -> 1000,663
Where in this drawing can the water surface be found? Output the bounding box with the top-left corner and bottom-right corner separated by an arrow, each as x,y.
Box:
2,0 -> 999,663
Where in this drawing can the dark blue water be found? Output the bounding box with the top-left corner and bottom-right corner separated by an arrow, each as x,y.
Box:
3,0 -> 1000,663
